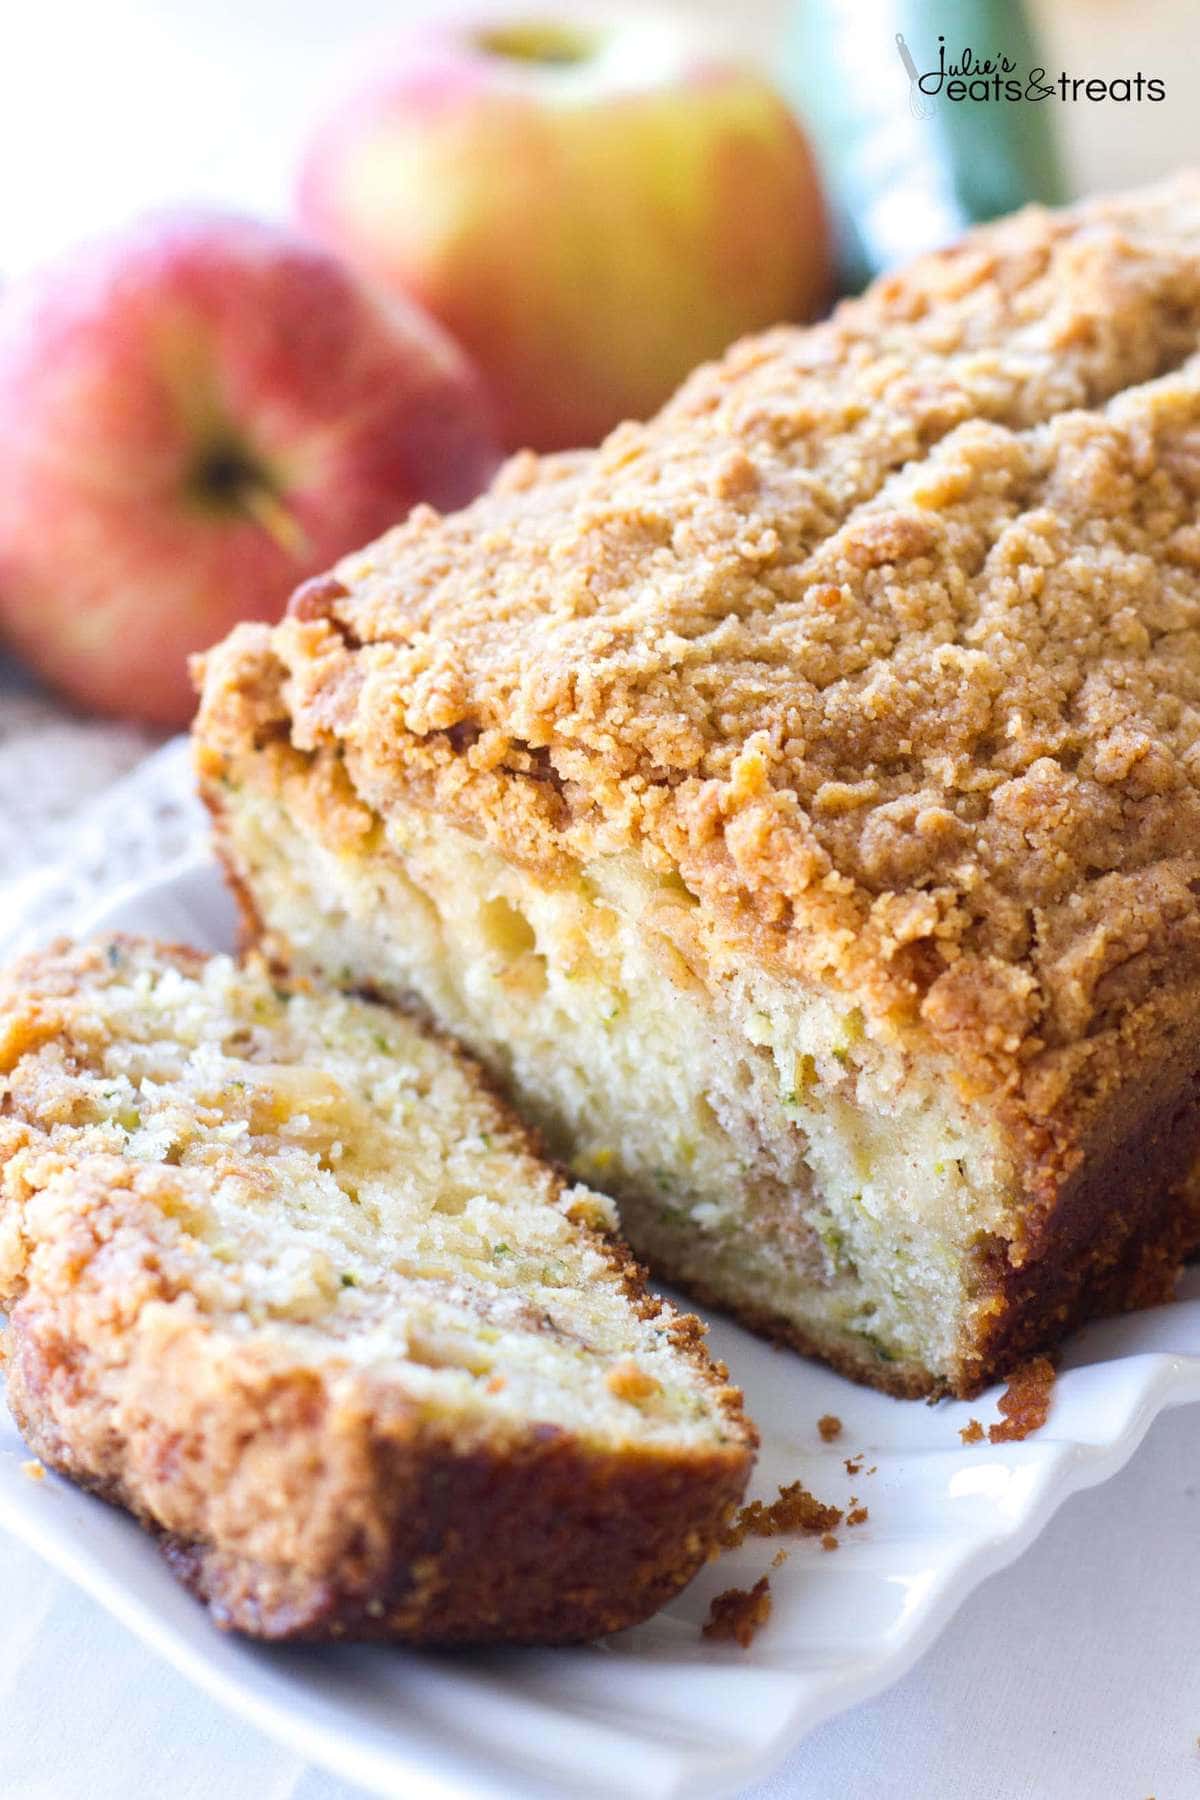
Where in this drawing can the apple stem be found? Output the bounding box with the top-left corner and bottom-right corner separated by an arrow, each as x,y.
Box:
474,22 -> 595,65
237,483 -> 311,560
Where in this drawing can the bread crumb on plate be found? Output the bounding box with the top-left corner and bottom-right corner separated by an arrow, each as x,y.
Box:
721,1479 -> 842,1548
702,1576 -> 771,1648
987,1356 -> 1056,1444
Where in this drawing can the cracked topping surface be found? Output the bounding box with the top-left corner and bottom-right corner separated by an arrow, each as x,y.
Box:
197,178 -> 1200,1152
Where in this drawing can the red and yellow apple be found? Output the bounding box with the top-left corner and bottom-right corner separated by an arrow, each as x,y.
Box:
0,211 -> 499,727
297,13 -> 831,452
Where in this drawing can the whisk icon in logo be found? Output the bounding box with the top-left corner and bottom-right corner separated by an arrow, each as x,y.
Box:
896,32 -> 935,117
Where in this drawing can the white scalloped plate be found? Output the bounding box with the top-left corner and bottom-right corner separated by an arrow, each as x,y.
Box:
4,855 -> 1200,1800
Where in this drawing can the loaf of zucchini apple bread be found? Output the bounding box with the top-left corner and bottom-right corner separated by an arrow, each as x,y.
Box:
196,177 -> 1200,1398
0,938 -> 752,1640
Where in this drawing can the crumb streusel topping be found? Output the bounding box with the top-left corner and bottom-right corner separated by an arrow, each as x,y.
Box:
198,177 -> 1200,1159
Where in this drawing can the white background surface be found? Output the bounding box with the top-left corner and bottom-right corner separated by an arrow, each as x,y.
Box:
4,1405 -> 1200,1800
2,1 -> 1200,1795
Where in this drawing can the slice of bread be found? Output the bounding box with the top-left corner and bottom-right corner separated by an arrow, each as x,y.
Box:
0,937 -> 752,1643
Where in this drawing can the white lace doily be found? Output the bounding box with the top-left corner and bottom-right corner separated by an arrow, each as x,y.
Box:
0,684 -> 207,958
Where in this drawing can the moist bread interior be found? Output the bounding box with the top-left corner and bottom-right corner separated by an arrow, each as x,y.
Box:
230,786 -> 1013,1390
0,941 -> 735,1450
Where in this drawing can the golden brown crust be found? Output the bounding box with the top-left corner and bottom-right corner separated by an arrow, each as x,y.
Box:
0,938 -> 754,1642
6,1315 -> 746,1644
962,1029 -> 1200,1393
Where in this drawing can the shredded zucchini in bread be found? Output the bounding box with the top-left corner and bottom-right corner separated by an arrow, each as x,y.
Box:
214,792 -> 1016,1392
0,937 -> 752,1643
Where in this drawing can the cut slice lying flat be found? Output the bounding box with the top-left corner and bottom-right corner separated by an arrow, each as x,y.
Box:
0,937 -> 753,1643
